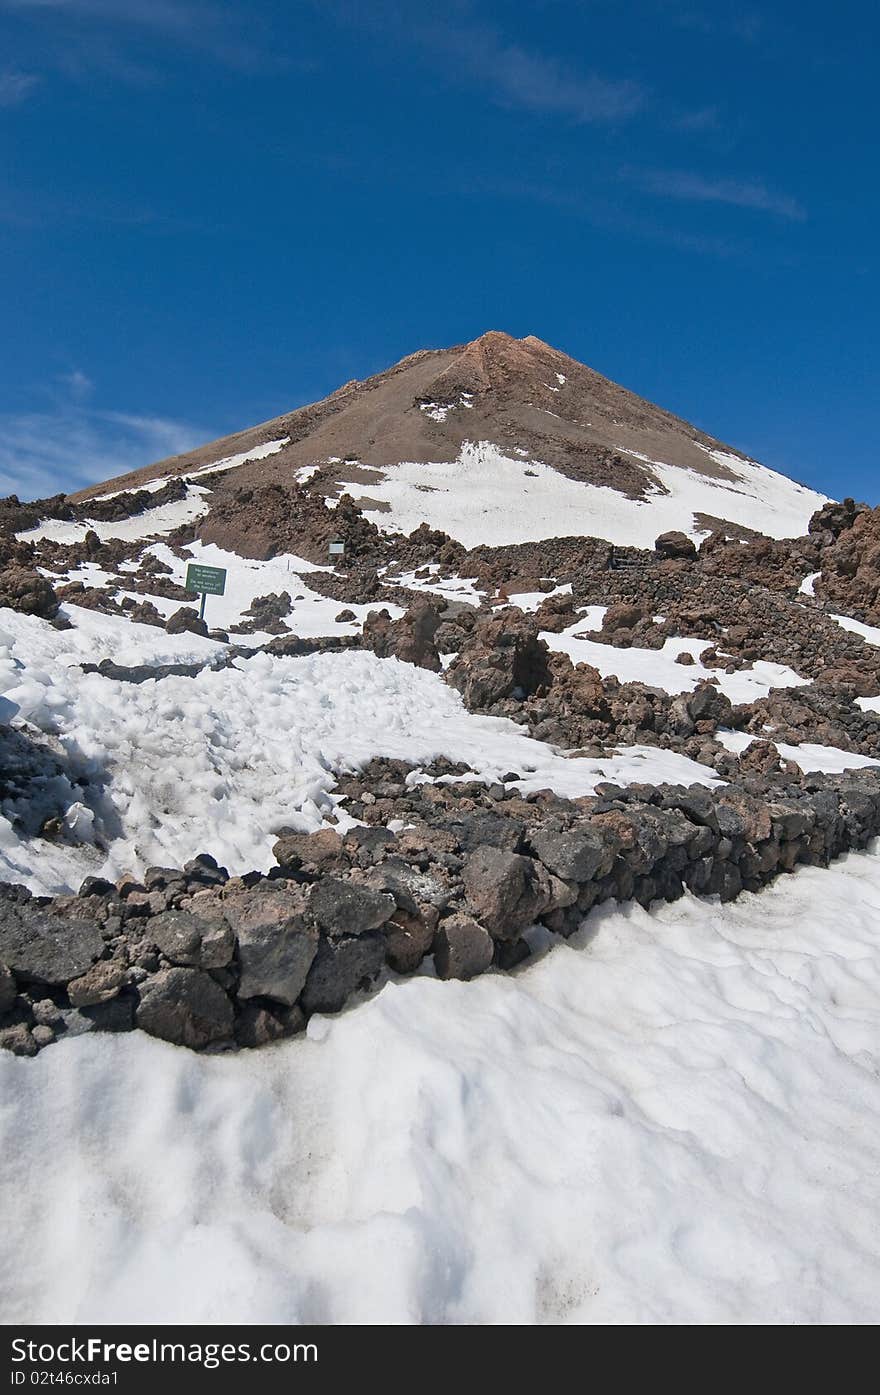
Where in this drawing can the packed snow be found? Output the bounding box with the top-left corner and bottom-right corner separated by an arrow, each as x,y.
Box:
17,439 -> 289,545
133,541 -> 401,639
353,440 -> 827,549
383,565 -> 485,607
20,485 -> 216,546
0,607 -> 719,895
833,613 -> 880,648
716,729 -> 880,774
541,616 -> 810,702
506,583 -> 573,612
2,847 -> 879,1324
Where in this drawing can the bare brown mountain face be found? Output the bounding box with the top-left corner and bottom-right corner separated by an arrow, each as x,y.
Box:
73,330 -> 747,507
62,330 -> 827,563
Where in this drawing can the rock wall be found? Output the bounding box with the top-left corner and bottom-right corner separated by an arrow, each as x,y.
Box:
4,762 -> 880,1057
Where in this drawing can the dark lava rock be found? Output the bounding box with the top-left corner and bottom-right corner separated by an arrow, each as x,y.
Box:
0,566 -> 59,619
0,1023 -> 38,1056
0,962 -> 16,1015
221,886 -> 318,1006
135,967 -> 233,1048
446,612 -> 552,706
300,932 -> 386,1015
0,898 -> 104,985
165,606 -> 209,637
433,913 -> 494,981
235,1001 -> 305,1049
461,847 -> 531,939
309,877 -> 395,937
273,828 -> 348,874
363,596 -> 442,671
654,530 -> 697,560
148,908 -> 234,969
528,827 -> 607,882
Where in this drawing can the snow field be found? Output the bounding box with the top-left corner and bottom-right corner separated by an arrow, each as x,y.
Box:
716,729 -> 880,774
17,439 -> 290,546
2,849 -> 879,1323
353,440 -> 827,549
541,613 -> 810,702
0,609 -> 719,894
135,540 -> 404,640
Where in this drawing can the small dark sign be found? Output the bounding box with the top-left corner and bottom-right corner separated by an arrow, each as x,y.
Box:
185,563 -> 227,596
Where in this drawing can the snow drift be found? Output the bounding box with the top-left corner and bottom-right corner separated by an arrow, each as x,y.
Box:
2,850 -> 879,1324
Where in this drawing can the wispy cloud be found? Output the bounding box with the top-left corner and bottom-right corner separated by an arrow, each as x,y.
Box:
0,69 -> 39,106
0,382 -> 205,498
451,30 -> 646,123
319,3 -> 646,124
625,166 -> 806,220
664,3 -> 765,43
0,0 -> 284,77
1,0 -> 204,26
57,369 -> 93,400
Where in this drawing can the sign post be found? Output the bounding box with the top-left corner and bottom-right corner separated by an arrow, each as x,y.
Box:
185,562 -> 227,623
328,538 -> 345,562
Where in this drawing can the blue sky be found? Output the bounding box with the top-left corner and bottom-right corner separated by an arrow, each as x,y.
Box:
0,0 -> 876,502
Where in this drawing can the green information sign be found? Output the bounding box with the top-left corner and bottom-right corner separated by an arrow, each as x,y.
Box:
185,563 -> 227,597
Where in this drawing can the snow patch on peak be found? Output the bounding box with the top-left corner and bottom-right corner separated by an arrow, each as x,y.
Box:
354,440 -> 826,549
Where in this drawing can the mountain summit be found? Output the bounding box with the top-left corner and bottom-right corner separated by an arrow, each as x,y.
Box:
72,332 -> 826,550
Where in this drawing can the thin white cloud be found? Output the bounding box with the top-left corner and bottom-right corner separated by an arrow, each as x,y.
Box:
57,369 -> 93,400
626,166 -> 806,220
0,1 -> 197,25
0,401 -> 204,499
0,1 -> 281,74
464,34 -> 645,122
0,69 -> 39,106
319,3 -> 646,124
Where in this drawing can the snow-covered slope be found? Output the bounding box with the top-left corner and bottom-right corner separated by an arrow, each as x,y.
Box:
0,607 -> 721,895
3,848 -> 879,1324
353,440 -> 825,547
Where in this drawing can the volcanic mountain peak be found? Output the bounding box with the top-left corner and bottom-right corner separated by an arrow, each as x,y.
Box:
68,332 -> 827,552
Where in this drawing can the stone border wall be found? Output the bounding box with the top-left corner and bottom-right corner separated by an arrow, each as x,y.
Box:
3,763 -> 880,1057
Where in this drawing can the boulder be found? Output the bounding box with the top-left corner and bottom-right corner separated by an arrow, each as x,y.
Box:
300,932 -> 386,1015
446,812 -> 524,853
135,967 -> 233,1048
446,613 -> 553,707
235,1002 -> 305,1049
0,899 -> 103,985
654,530 -> 697,560
0,566 -> 59,619
383,904 -> 436,974
309,877 -> 395,937
272,828 -> 348,874
528,827 -> 607,882
461,846 -> 568,939
601,602 -> 646,634
363,596 -> 442,671
221,887 -> 318,1006
462,846 -> 528,937
433,914 -> 494,981
67,959 -> 128,1008
148,909 -> 234,969
165,606 -> 209,637
0,1023 -> 38,1057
